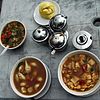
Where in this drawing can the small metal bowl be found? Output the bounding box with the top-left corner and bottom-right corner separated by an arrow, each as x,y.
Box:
49,14 -> 68,32
32,26 -> 50,44
48,31 -> 68,55
72,31 -> 93,50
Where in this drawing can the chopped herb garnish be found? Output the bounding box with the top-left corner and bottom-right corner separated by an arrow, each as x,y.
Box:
1,21 -> 25,48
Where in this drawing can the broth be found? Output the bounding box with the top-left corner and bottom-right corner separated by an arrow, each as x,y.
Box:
62,54 -> 99,92
14,58 -> 46,95
1,21 -> 25,48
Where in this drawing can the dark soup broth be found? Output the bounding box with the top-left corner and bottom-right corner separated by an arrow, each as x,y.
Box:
1,21 -> 25,48
14,58 -> 46,95
62,54 -> 99,92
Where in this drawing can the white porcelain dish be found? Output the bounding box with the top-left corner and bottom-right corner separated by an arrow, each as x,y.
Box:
10,56 -> 48,98
58,50 -> 100,97
33,0 -> 60,25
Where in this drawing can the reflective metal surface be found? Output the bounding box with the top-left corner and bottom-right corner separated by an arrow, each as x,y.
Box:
48,31 -> 68,54
49,14 -> 67,31
32,26 -> 50,43
49,33 -> 65,48
73,31 -> 93,49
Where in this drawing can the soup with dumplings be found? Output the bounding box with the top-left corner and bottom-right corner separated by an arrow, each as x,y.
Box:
14,58 -> 46,95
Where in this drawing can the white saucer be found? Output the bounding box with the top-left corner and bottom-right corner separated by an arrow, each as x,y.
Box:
33,0 -> 60,25
34,66 -> 51,99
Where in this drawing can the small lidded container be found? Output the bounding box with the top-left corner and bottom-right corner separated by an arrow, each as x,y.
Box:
32,26 -> 50,44
72,31 -> 93,50
48,31 -> 68,55
49,14 -> 68,32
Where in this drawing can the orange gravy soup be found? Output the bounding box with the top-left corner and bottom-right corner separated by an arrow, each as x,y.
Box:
62,54 -> 99,92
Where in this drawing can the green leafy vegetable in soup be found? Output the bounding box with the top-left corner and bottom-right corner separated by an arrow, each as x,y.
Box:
62,54 -> 99,92
1,21 -> 25,48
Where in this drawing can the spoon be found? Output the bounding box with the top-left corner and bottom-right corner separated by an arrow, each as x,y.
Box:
0,45 -> 9,56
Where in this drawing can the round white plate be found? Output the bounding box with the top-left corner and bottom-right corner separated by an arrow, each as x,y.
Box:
34,66 -> 51,99
33,0 -> 60,25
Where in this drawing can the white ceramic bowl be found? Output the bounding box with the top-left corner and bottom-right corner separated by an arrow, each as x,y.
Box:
10,56 -> 48,98
0,20 -> 27,49
58,50 -> 100,97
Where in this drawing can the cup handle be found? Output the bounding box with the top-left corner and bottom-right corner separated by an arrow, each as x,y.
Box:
51,49 -> 56,55
0,45 -> 9,56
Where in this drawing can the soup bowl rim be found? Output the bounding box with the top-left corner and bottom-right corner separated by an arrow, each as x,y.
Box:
58,50 -> 100,96
10,56 -> 48,98
0,20 -> 27,49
